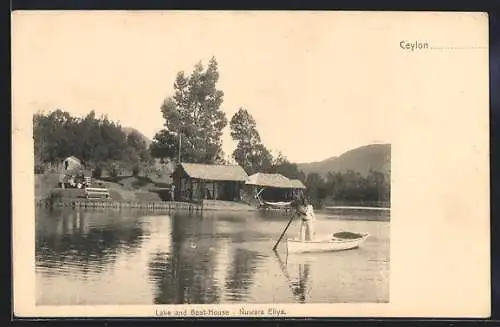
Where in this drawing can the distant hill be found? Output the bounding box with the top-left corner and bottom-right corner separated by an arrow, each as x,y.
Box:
122,127 -> 152,147
297,143 -> 391,178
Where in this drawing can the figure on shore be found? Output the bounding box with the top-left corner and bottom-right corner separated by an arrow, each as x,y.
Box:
170,184 -> 175,201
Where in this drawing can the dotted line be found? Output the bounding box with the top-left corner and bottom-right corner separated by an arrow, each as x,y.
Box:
429,46 -> 487,50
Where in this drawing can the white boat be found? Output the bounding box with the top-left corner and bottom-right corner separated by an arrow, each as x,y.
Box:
286,232 -> 369,254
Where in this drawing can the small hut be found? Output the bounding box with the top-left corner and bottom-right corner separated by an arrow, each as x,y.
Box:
172,163 -> 249,202
62,156 -> 83,171
245,173 -> 306,204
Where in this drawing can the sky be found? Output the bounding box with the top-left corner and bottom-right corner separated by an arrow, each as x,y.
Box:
12,11 -> 393,163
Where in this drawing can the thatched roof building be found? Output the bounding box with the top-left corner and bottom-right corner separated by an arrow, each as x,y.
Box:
246,173 -> 292,188
245,173 -> 306,202
172,163 -> 249,202
246,173 -> 306,189
179,163 -> 248,182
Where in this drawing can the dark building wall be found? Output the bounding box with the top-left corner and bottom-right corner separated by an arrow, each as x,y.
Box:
244,185 -> 302,203
261,188 -> 294,201
199,181 -> 242,201
172,166 -> 243,202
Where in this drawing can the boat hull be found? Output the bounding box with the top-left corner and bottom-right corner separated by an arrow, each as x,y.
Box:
286,233 -> 369,254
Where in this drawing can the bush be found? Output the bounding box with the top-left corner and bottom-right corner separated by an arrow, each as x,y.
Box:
132,165 -> 140,176
92,166 -> 102,179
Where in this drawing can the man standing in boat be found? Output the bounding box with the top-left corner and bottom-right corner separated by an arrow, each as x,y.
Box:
293,195 -> 315,241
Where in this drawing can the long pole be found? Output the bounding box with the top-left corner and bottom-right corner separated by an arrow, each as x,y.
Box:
273,212 -> 295,251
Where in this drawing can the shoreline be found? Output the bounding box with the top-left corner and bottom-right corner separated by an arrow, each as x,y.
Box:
35,199 -> 390,223
35,198 -> 391,215
35,198 -> 257,212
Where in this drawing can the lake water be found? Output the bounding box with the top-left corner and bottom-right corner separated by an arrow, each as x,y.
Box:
36,207 -> 390,305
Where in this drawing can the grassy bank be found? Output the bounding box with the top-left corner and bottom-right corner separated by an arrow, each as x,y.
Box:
35,173 -> 164,202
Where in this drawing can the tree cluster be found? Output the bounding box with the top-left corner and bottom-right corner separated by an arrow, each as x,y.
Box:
33,110 -> 151,176
265,151 -> 306,181
304,169 -> 390,206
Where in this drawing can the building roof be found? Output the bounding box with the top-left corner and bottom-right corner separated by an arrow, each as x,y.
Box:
178,163 -> 249,182
288,179 -> 306,189
245,173 -> 290,188
246,173 -> 307,189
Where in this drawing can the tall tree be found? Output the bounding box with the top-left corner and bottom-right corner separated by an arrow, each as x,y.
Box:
158,57 -> 227,164
230,108 -> 273,174
149,130 -> 179,162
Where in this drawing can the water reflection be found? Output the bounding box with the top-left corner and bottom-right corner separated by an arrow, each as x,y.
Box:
36,208 -> 390,304
224,248 -> 262,302
290,263 -> 311,303
274,251 -> 311,303
36,208 -> 146,277
148,213 -> 265,304
148,212 -> 221,304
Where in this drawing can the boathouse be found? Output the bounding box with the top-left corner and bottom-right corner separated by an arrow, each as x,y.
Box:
172,163 -> 249,202
245,173 -> 306,203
